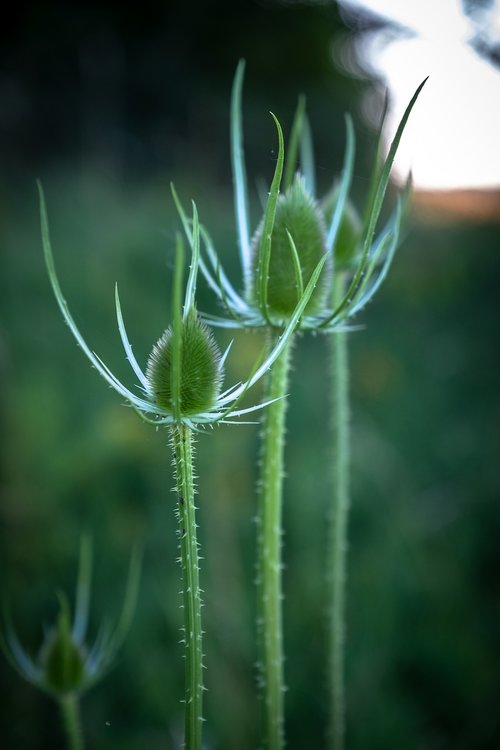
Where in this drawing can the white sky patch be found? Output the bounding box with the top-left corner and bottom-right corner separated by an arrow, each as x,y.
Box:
338,0 -> 500,190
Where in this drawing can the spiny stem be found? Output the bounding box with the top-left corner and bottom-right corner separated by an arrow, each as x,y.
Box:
171,424 -> 204,750
328,274 -> 350,750
59,695 -> 84,750
257,333 -> 293,750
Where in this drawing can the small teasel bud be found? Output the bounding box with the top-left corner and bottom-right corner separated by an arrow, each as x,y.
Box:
146,307 -> 223,416
321,185 -> 362,270
250,174 -> 330,320
39,596 -> 85,695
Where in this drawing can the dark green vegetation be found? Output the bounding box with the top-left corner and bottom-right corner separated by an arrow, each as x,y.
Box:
1,2 -> 499,748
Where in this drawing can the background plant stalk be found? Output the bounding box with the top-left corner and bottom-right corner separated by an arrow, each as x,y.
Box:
328,273 -> 350,750
59,695 -> 84,750
171,424 -> 204,750
257,333 -> 293,750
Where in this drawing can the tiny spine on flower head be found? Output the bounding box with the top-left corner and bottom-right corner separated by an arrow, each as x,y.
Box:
38,181 -> 323,750
193,60 -> 427,750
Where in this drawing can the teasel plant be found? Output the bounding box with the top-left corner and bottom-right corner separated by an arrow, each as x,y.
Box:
0,536 -> 140,750
38,182 -> 325,750
188,61 -> 426,750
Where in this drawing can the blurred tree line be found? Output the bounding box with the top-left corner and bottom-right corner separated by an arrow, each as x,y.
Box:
0,2 -> 499,749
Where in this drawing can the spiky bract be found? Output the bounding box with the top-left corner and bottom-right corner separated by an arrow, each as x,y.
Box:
146,308 -> 222,416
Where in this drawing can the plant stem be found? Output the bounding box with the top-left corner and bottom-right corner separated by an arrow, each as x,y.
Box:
328,274 -> 350,750
59,695 -> 84,750
257,333 -> 293,750
171,424 -> 204,750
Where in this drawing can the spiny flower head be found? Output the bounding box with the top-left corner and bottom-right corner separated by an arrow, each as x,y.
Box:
39,596 -> 86,694
146,307 -> 222,416
0,538 -> 140,699
250,174 -> 330,319
196,62 -> 426,334
39,184 -> 324,429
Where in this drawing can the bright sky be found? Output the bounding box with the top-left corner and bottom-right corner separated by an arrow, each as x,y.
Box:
338,0 -> 500,190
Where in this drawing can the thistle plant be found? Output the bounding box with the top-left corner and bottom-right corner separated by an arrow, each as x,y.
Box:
193,61 -> 426,750
38,184 -> 324,750
1,537 -> 140,750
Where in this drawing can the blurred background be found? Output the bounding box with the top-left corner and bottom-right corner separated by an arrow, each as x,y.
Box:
1,1 -> 499,748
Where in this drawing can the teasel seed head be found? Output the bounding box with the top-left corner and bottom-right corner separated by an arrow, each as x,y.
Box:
249,174 -> 330,320
146,307 -> 223,416
39,595 -> 85,695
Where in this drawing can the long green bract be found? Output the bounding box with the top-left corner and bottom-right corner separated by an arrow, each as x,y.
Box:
283,95 -> 306,191
231,59 -> 251,279
115,286 -> 150,391
326,116 -> 355,254
285,230 -> 305,304
183,202 -> 200,317
38,182 -> 163,416
321,77 -> 427,328
347,199 -> 403,316
361,89 -> 389,227
171,235 -> 184,423
300,111 -> 316,196
258,113 -> 285,325
72,536 -> 92,645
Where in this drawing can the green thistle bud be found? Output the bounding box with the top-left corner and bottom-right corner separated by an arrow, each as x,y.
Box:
40,596 -> 85,696
146,307 -> 222,416
321,185 -> 362,270
250,174 -> 330,320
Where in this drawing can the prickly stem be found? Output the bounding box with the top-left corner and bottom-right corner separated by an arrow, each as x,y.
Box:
171,424 -> 204,750
256,333 -> 293,750
59,695 -> 84,750
328,274 -> 350,750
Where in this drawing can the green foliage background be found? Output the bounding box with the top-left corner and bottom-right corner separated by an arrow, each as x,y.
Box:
1,2 -> 499,748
